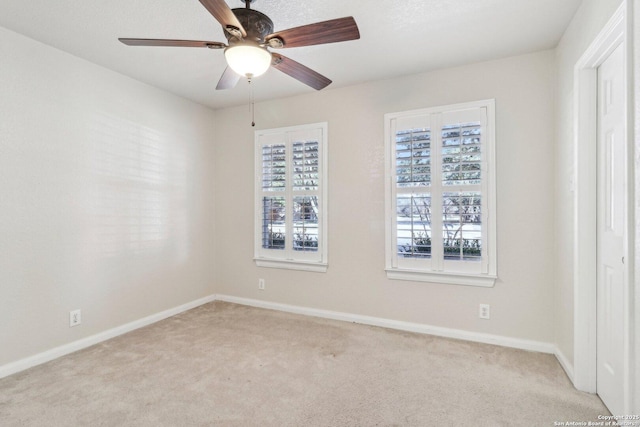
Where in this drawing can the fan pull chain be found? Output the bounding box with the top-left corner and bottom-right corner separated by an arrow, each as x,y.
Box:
248,78 -> 255,127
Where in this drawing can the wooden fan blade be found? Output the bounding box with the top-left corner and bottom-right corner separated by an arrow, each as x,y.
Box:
271,53 -> 331,90
198,0 -> 246,37
266,17 -> 359,48
216,67 -> 241,90
119,38 -> 226,49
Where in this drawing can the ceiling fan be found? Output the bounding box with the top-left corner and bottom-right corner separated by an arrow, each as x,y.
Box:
119,0 -> 360,91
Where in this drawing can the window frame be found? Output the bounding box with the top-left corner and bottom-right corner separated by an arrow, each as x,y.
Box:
384,100 -> 497,287
254,122 -> 328,272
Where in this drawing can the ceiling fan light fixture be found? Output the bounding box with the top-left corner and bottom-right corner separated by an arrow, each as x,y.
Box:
118,1 -> 360,91
224,44 -> 272,78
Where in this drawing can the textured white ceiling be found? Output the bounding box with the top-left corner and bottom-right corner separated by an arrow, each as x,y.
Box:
0,0 -> 582,110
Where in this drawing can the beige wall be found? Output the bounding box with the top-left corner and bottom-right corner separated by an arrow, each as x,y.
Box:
633,0 -> 639,412
214,50 -> 557,344
0,27 -> 217,366
553,0 -> 624,369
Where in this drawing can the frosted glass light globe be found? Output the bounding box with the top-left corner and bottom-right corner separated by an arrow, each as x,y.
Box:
224,45 -> 272,78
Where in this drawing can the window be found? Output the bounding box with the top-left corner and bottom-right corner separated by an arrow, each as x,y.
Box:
384,100 -> 496,286
254,123 -> 328,272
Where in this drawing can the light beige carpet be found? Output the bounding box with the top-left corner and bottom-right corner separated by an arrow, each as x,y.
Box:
0,301 -> 608,426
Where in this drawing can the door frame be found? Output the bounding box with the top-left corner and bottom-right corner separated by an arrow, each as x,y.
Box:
573,0 -> 634,412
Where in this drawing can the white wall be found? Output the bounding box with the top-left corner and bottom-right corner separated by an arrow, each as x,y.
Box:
633,0 -> 639,413
553,0 -> 624,372
214,50 -> 557,344
0,26 -> 217,366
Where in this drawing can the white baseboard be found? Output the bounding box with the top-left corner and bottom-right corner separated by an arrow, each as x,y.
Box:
0,294 -> 216,379
215,294 -> 557,354
2,294 -> 574,385
554,347 -> 575,384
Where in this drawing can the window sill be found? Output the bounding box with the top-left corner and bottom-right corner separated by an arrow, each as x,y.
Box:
385,268 -> 496,287
255,258 -> 328,273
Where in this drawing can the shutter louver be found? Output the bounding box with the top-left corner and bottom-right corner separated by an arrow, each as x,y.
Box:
441,121 -> 482,261
442,122 -> 482,186
262,144 -> 286,191
261,143 -> 287,249
293,196 -> 319,252
395,129 -> 431,188
442,192 -> 482,260
396,195 -> 432,258
293,141 -> 319,191
395,128 -> 432,259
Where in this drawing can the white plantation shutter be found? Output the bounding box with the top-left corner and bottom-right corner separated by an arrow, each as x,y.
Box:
255,123 -> 328,271
390,114 -> 435,271
261,142 -> 287,250
385,101 -> 496,286
396,128 -> 431,188
292,141 -> 319,191
439,109 -> 486,273
262,143 -> 287,192
440,121 -> 482,263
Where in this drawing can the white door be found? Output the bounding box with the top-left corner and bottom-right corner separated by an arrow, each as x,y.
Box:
596,42 -> 626,415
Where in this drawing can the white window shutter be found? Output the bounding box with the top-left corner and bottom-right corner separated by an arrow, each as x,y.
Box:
385,100 -> 497,286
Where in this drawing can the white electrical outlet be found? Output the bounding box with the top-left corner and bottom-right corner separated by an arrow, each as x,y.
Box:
69,309 -> 82,327
479,304 -> 490,320
258,279 -> 265,290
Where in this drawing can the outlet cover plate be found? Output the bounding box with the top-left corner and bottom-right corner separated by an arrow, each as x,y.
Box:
69,309 -> 82,327
479,304 -> 490,320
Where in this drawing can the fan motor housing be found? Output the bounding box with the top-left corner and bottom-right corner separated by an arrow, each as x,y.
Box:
227,8 -> 274,43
